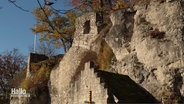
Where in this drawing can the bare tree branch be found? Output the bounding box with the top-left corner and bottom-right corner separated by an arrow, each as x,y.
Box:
8,0 -> 30,12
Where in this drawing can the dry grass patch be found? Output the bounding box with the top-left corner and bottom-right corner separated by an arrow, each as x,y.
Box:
97,40 -> 115,70
19,55 -> 63,94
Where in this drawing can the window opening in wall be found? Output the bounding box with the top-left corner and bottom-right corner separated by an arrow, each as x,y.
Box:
83,20 -> 91,34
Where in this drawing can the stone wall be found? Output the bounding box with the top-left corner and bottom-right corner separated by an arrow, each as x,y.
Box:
26,53 -> 48,77
72,12 -> 102,52
61,62 -> 108,104
49,47 -> 97,104
49,12 -> 103,104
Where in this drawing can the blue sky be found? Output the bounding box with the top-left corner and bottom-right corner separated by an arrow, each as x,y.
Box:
0,0 -> 71,55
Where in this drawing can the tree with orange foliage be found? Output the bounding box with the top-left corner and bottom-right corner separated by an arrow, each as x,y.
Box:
32,4 -> 79,53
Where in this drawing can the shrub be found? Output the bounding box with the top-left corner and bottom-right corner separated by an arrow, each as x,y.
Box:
19,55 -> 62,94
97,40 -> 115,70
19,79 -> 33,91
31,63 -> 41,72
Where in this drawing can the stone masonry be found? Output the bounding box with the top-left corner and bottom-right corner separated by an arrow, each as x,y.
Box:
49,12 -> 103,104
26,53 -> 48,78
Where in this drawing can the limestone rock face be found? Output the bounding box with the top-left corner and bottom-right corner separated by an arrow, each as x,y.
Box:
106,0 -> 184,103
132,1 -> 184,68
105,9 -> 135,61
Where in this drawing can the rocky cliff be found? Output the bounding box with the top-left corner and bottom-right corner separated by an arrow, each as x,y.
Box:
107,0 -> 184,103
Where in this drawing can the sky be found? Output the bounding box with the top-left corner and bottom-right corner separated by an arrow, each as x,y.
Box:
0,0 -> 71,55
